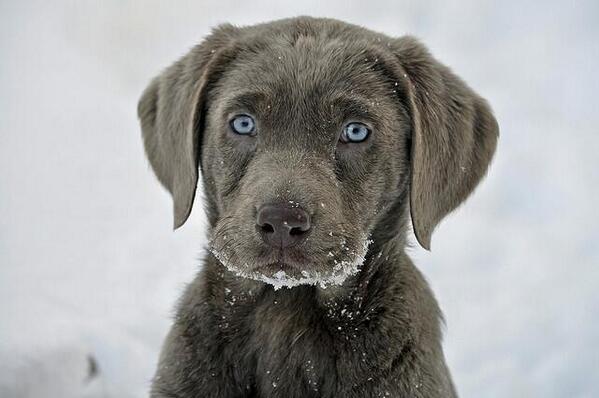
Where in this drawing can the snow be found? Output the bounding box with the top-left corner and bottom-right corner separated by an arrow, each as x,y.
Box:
210,237 -> 371,290
1,1 -> 598,397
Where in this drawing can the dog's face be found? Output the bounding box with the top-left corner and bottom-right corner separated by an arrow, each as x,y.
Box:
138,18 -> 498,289
202,40 -> 411,287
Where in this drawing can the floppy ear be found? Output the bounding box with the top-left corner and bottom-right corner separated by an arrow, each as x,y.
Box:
138,25 -> 239,228
392,37 -> 499,250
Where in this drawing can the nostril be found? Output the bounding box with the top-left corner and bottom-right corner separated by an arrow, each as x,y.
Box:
260,223 -> 275,234
289,226 -> 306,236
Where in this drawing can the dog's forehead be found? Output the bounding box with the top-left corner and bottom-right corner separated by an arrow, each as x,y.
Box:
233,38 -> 384,95
213,38 -> 396,137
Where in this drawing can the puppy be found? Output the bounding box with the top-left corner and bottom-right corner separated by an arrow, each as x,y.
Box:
138,16 -> 498,398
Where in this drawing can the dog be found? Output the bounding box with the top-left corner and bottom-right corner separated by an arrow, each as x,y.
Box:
138,16 -> 498,398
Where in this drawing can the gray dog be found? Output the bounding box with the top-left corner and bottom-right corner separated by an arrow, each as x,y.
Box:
138,16 -> 498,398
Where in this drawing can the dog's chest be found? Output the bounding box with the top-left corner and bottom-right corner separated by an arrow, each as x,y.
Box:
241,288 -> 369,397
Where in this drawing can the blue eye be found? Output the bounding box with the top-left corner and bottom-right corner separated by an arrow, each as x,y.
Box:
230,114 -> 256,135
341,122 -> 370,143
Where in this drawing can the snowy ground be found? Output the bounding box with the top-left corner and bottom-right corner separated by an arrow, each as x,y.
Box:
1,1 -> 597,397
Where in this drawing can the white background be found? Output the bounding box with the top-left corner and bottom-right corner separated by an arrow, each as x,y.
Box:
1,1 -> 597,397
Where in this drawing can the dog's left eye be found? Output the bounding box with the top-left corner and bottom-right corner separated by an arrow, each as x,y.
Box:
340,122 -> 370,143
230,114 -> 256,135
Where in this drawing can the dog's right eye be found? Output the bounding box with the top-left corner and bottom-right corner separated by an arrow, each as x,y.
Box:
230,114 -> 256,136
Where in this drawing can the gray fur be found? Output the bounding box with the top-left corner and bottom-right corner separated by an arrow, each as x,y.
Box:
138,16 -> 498,398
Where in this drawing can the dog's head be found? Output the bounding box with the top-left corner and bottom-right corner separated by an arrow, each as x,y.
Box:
138,17 -> 498,289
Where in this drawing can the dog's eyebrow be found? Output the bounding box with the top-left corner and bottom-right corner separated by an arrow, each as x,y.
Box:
330,95 -> 379,124
221,91 -> 267,115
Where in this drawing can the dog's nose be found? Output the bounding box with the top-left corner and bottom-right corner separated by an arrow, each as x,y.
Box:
256,203 -> 311,248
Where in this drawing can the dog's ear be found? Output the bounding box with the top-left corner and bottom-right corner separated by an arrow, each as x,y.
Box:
138,25 -> 239,228
391,37 -> 498,250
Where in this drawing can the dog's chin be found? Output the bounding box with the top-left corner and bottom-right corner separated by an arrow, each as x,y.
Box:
233,259 -> 362,291
252,261 -> 306,280
210,239 -> 372,291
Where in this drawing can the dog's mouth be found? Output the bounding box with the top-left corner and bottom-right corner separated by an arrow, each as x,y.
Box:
252,261 -> 302,278
209,234 -> 372,290
255,246 -> 310,270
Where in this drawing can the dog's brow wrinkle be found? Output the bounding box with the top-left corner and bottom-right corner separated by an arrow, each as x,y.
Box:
222,91 -> 267,113
330,95 -> 377,121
